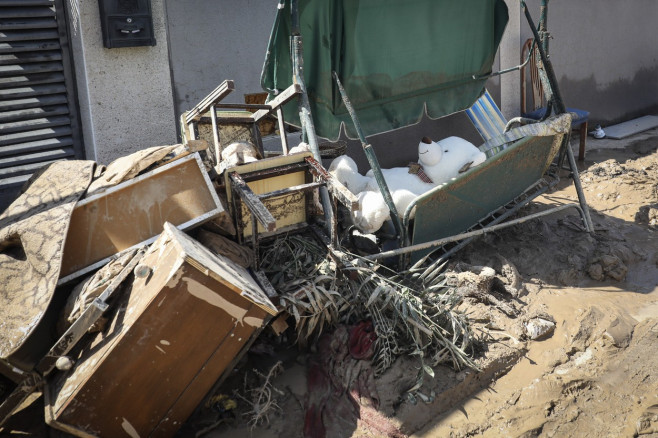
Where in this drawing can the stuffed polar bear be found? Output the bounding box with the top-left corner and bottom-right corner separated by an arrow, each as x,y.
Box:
330,136 -> 487,233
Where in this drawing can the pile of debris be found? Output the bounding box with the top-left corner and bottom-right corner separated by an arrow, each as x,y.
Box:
0,79 -> 486,437
0,138 -> 285,436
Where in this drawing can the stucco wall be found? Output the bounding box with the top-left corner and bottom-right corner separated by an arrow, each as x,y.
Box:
66,1 -> 658,164
66,0 -> 177,164
164,0 -> 278,120
521,0 -> 658,125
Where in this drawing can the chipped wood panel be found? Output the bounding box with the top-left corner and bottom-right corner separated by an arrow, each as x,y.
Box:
46,224 -> 274,437
224,152 -> 312,238
60,153 -> 222,281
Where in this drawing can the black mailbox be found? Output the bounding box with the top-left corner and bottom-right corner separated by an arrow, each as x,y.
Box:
98,0 -> 156,48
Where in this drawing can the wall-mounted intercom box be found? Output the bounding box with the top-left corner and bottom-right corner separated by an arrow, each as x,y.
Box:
98,0 -> 156,48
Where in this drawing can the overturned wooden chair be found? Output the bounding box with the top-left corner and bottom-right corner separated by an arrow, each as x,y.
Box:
182,80 -> 358,271
180,80 -> 302,172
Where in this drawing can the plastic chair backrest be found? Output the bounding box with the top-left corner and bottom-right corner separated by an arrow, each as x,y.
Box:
465,89 -> 507,141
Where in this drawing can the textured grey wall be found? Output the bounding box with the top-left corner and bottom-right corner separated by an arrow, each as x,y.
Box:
164,0 -> 277,122
522,0 -> 658,125
66,0 -> 177,164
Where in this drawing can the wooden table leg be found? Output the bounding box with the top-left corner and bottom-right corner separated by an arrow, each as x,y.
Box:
578,122 -> 587,161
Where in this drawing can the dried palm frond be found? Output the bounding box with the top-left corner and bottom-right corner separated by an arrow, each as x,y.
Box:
234,361 -> 285,429
260,235 -> 477,376
341,257 -> 477,376
260,235 -> 349,346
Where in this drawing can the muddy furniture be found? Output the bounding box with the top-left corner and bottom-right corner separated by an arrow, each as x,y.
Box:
180,79 -> 302,171
60,152 -> 224,283
223,151 -> 358,268
0,247 -> 145,428
261,0 -> 593,267
45,223 -> 277,438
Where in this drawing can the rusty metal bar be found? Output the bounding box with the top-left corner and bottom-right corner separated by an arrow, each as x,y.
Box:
304,156 -> 359,211
472,38 -> 536,80
290,4 -> 333,235
229,171 -> 277,232
521,0 -> 593,233
364,203 -> 586,261
332,71 -> 406,246
258,181 -> 323,200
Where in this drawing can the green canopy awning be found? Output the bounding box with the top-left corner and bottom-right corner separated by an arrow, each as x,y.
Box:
261,0 -> 509,140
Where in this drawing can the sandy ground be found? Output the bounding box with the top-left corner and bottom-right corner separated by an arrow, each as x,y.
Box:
198,130 -> 658,438
2,129 -> 658,437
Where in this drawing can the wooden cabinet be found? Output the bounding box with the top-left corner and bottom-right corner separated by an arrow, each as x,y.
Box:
46,223 -> 277,437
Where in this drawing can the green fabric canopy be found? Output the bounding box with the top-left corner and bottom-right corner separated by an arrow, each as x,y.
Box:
261,0 -> 508,140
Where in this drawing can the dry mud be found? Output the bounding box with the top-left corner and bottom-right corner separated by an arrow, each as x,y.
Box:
205,138 -> 658,438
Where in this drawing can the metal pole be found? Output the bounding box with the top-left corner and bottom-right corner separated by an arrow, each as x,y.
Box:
521,0 -> 594,233
364,203 -> 586,261
290,0 -> 334,238
332,72 -> 406,245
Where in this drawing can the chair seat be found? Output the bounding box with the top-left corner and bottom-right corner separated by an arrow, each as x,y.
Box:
523,107 -> 589,127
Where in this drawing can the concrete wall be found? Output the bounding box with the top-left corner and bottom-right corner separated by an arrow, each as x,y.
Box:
521,0 -> 658,125
65,1 -> 658,164
66,0 -> 177,164
164,0 -> 278,121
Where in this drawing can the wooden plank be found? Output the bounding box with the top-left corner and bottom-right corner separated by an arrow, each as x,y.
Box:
604,115 -> 658,139
59,153 -> 224,281
305,156 -> 359,210
0,125 -> 71,146
185,80 -> 234,124
229,171 -> 277,232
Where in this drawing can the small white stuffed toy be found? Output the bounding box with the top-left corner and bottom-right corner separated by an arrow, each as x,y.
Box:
353,190 -> 390,234
328,155 -> 372,195
288,141 -> 311,155
221,141 -> 259,167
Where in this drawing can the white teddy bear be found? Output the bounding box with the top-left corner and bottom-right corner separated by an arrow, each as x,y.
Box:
329,136 -> 487,233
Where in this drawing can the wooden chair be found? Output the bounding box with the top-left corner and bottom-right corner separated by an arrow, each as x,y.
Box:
521,38 -> 589,161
